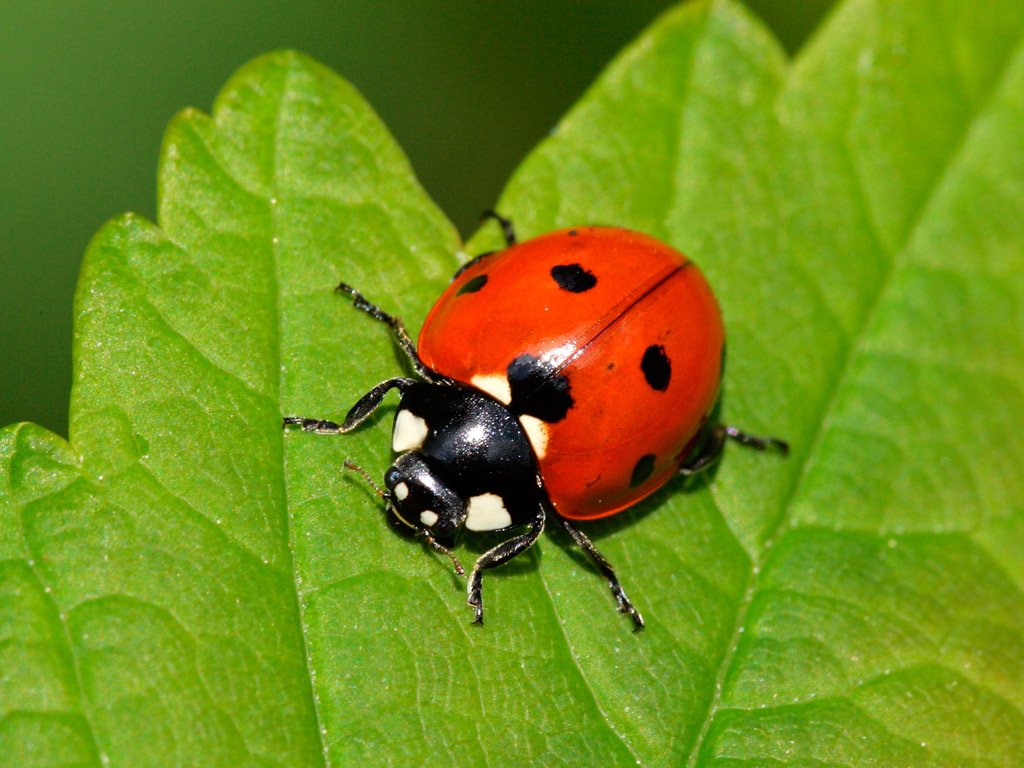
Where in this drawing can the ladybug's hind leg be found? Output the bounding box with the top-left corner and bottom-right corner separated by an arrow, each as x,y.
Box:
467,506 -> 545,625
335,283 -> 444,383
679,424 -> 789,478
557,514 -> 645,631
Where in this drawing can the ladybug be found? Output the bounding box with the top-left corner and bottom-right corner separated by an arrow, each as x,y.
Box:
284,212 -> 787,629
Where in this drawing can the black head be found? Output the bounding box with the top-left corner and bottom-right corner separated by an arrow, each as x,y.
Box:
343,380 -> 541,542
384,452 -> 466,537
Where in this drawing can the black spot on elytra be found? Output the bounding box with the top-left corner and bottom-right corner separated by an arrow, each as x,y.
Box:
630,454 -> 656,488
551,263 -> 597,293
506,354 -> 573,423
457,274 -> 488,295
641,344 -> 671,391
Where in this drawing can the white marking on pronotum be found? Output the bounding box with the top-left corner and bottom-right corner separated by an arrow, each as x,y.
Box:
420,510 -> 439,527
518,415 -> 550,459
471,374 -> 512,405
394,481 -> 409,501
465,493 -> 512,532
392,409 -> 428,452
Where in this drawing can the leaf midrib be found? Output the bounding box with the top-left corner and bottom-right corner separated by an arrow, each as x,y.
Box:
268,55 -> 332,768
683,19 -> 1024,768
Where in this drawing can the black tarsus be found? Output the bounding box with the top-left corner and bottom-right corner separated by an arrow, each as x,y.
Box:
283,377 -> 415,435
723,425 -> 789,455
282,416 -> 343,434
467,505 -> 545,625
557,512 -> 645,631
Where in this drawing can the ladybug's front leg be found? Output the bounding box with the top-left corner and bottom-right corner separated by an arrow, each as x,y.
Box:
283,377 -> 415,434
557,515 -> 645,631
467,507 -> 545,625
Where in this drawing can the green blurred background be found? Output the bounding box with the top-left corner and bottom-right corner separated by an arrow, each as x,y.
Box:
1,1 -> 833,435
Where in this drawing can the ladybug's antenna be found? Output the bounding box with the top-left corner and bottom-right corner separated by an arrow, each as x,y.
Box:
343,458 -> 390,500
344,458 -> 465,576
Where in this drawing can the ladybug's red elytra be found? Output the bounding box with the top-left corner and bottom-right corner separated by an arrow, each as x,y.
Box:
284,212 -> 787,629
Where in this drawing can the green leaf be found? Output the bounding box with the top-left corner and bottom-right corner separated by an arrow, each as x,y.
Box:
3,1 -> 1023,766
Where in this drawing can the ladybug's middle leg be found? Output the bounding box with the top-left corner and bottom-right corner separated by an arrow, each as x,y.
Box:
335,283 -> 444,383
467,506 -> 545,625
557,515 -> 645,631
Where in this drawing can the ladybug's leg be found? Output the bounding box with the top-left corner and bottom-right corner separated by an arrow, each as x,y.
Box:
452,211 -> 517,280
558,516 -> 645,631
466,506 -> 545,625
452,250 -> 497,279
480,209 -> 517,246
679,424 -> 789,477
723,426 -> 789,455
283,377 -> 415,433
678,425 -> 728,477
335,283 -> 443,383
